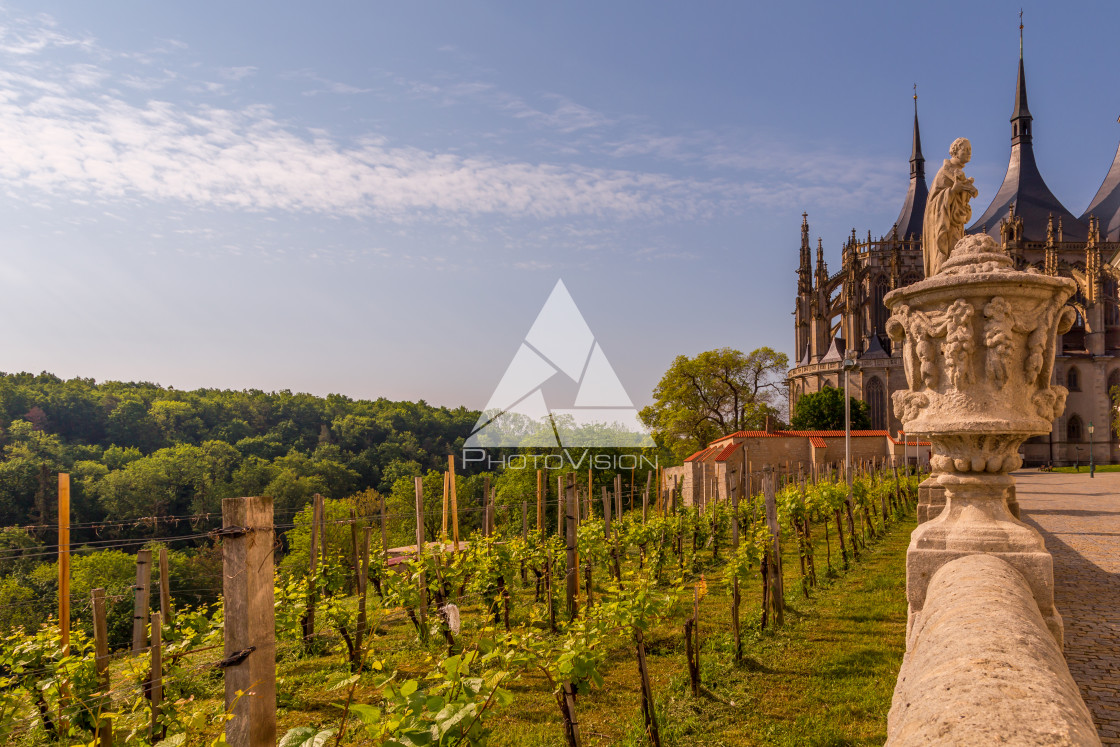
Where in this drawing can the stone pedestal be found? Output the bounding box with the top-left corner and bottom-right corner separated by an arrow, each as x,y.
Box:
886,234 -> 1076,646
916,475 -> 945,523
918,473 -> 1018,523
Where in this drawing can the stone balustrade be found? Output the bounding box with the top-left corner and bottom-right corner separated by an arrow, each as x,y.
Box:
887,554 -> 1098,745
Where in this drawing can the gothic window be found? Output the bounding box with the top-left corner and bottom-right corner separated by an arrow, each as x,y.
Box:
1067,366 -> 1081,392
1067,414 -> 1083,443
872,276 -> 889,332
866,377 -> 886,430
1104,279 -> 1119,325
902,272 -> 921,286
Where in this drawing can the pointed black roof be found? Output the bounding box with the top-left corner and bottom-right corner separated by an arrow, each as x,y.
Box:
968,29 -> 1087,242
889,94 -> 928,240
1081,140 -> 1120,242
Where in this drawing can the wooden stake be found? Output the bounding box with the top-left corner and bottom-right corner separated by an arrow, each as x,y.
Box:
636,630 -> 661,747
133,549 -> 151,653
483,476 -> 491,538
536,469 -> 543,534
159,548 -> 171,623
643,470 -> 651,524
357,527 -> 371,656
380,493 -> 388,561
556,475 -> 563,536
303,495 -> 320,648
730,466 -> 742,663
587,469 -> 593,521
448,456 -> 459,552
414,477 -> 427,634
763,467 -> 784,626
58,473 -> 70,659
442,471 -> 450,540
522,501 -> 528,539
564,474 -> 579,620
91,588 -> 113,746
149,611 -> 162,741
222,496 -> 277,747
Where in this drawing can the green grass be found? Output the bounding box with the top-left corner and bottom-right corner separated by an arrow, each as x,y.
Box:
1048,463 -> 1120,473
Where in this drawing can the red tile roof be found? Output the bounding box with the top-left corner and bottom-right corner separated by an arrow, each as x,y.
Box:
712,442 -> 740,461
684,446 -> 717,462
809,436 -> 828,449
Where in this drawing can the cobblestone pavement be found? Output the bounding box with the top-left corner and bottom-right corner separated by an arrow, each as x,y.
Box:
1016,470 -> 1120,744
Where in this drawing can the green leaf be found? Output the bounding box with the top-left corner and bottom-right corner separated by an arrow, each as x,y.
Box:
327,673 -> 360,691
154,735 -> 187,747
441,655 -> 462,677
350,703 -> 381,724
494,687 -> 514,707
400,679 -> 419,697
278,727 -> 337,747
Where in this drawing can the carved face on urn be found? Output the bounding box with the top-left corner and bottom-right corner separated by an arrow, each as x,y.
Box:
884,233 -> 1076,474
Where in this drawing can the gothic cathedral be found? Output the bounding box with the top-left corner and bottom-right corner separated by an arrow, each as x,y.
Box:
788,39 -> 1120,466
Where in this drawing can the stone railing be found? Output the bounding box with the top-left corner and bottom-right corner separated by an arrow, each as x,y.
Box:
883,230 -> 1099,745
887,554 -> 1097,744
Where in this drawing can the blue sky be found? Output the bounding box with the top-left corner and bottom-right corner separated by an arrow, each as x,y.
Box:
0,1 -> 1118,410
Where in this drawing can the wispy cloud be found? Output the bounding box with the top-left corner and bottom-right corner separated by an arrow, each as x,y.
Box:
0,10 -> 904,230
0,13 -> 734,222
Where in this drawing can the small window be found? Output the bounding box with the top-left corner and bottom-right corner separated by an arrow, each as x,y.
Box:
1067,415 -> 1083,443
1067,366 -> 1081,392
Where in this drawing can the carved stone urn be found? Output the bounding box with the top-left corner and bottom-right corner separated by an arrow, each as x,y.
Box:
885,232 -> 1076,645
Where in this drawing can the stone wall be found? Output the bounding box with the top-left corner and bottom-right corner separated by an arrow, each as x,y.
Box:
887,554 -> 1099,746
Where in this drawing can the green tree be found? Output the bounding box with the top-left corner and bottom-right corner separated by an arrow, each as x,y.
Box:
639,347 -> 789,460
789,385 -> 871,430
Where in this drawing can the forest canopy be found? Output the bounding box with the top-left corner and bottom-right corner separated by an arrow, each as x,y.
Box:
0,371 -> 478,527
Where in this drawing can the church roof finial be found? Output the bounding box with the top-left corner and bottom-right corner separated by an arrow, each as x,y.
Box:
1012,10 -> 1032,143
911,84 -> 924,176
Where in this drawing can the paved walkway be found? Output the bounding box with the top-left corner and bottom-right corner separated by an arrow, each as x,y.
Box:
1016,470 -> 1120,744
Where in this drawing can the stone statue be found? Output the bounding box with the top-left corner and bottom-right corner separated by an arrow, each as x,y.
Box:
922,138 -> 979,278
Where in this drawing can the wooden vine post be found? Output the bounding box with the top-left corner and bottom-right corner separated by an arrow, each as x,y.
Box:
565,474 -> 579,620
158,548 -> 172,623
636,628 -> 661,747
150,611 -> 162,741
684,585 -> 701,696
448,455 -> 459,552
643,470 -> 651,524
91,588 -> 112,746
414,477 -> 428,635
58,473 -> 70,657
58,472 -> 71,727
221,495 -> 277,747
483,476 -> 491,539
556,475 -> 564,536
763,466 -> 785,626
442,471 -> 450,540
302,495 -> 321,648
536,469 -> 544,534
730,465 -> 742,663
356,527 -> 371,657
133,549 -> 151,653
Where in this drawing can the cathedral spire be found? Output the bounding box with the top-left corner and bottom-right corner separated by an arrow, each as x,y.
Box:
969,18 -> 1086,241
798,213 -> 812,293
1012,12 -> 1032,145
911,85 -> 924,180
888,90 -> 928,241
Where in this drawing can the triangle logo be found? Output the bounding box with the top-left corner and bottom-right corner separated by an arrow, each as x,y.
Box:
466,280 -> 655,448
